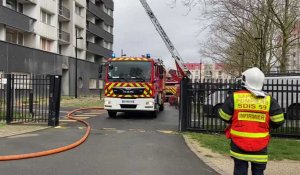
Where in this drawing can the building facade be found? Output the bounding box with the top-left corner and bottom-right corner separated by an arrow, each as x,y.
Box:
0,0 -> 114,96
185,63 -> 233,82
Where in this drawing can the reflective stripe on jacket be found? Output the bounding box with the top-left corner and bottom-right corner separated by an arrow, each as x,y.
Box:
231,90 -> 271,152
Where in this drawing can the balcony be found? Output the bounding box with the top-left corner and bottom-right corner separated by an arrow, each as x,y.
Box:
18,0 -> 37,4
86,21 -> 113,43
104,0 -> 114,10
58,29 -> 70,44
0,5 -> 35,32
39,0 -> 56,13
87,2 -> 113,26
58,5 -> 70,21
76,0 -> 85,6
100,0 -> 114,10
86,41 -> 112,58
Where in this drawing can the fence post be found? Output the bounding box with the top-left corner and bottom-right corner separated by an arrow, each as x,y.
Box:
48,75 -> 62,126
29,91 -> 34,115
179,77 -> 189,132
6,74 -> 12,124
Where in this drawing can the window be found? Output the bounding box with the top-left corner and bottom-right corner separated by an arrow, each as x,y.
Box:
18,3 -> 23,13
108,62 -> 152,82
6,0 -> 17,10
75,48 -> 83,58
110,43 -> 113,50
40,10 -> 52,25
103,23 -> 108,32
58,45 -> 62,55
103,6 -> 113,16
75,4 -> 83,16
108,25 -> 113,33
108,9 -> 113,16
6,28 -> 23,45
18,32 -> 23,45
104,41 -> 113,50
40,38 -> 52,51
103,23 -> 113,33
103,5 -> 108,14
6,29 -> 17,43
75,26 -> 83,37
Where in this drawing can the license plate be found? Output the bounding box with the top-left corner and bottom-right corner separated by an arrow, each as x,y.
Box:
122,100 -> 135,104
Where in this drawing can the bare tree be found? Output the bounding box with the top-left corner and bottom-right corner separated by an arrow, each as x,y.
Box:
266,0 -> 300,72
174,0 -> 300,74
197,0 -> 275,75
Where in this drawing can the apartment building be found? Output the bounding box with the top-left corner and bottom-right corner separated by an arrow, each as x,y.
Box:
185,63 -> 233,82
0,0 -> 114,96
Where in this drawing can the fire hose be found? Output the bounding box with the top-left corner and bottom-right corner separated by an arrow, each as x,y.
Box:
0,107 -> 103,161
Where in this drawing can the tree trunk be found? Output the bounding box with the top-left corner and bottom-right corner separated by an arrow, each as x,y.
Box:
280,35 -> 288,73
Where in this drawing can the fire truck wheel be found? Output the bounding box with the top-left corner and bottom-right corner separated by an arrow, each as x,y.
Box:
159,103 -> 164,111
108,111 -> 117,118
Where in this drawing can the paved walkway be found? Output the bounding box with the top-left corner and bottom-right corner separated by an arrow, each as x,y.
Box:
0,124 -> 49,138
0,108 -> 102,138
1,108 -> 299,175
184,135 -> 300,175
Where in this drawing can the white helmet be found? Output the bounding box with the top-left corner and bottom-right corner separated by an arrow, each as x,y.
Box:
242,67 -> 265,91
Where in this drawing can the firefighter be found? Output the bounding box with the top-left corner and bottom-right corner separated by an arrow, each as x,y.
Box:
218,67 -> 284,175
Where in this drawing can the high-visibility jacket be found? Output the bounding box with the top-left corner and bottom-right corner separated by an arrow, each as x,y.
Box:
219,90 -> 285,163
231,90 -> 271,152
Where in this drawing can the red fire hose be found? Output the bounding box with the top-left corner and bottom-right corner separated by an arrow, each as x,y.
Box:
0,107 -> 103,161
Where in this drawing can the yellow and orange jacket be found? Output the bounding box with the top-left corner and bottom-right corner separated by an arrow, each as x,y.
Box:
219,90 -> 284,163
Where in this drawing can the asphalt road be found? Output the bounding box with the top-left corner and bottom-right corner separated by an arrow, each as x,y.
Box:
0,104 -> 219,175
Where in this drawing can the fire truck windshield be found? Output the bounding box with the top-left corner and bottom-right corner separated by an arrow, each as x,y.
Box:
108,61 -> 152,82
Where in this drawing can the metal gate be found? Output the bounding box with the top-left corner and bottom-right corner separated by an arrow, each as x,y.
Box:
179,77 -> 300,137
0,74 -> 61,126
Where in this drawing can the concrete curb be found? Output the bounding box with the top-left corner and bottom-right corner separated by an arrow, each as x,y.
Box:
183,135 -> 230,175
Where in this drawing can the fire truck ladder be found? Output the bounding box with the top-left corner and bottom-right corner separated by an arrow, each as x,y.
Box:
139,0 -> 190,77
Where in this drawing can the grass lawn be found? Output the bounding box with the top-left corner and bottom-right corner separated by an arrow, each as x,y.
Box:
0,123 -> 5,128
184,132 -> 300,161
60,96 -> 104,108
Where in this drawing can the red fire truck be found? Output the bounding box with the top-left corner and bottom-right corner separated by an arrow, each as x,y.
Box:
165,69 -> 180,106
165,80 -> 178,102
104,56 -> 166,118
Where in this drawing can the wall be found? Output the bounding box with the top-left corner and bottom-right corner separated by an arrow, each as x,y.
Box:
0,41 -> 100,96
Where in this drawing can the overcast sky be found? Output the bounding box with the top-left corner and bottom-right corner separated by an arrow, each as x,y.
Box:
113,0 -> 208,69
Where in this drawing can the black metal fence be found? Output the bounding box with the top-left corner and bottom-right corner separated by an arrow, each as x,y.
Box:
179,77 -> 300,137
0,74 -> 61,126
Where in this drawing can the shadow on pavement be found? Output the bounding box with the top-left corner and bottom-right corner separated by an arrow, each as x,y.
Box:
108,111 -> 157,120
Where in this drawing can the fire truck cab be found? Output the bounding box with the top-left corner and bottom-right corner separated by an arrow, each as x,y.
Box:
165,79 -> 178,102
104,56 -> 166,118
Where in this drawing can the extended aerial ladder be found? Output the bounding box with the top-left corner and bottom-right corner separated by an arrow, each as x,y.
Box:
139,0 -> 190,78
